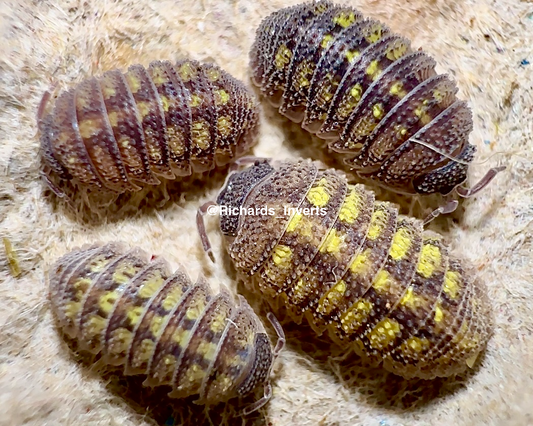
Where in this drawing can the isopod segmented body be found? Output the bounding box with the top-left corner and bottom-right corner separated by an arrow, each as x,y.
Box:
39,59 -> 259,194
211,159 -> 492,379
250,1 -> 501,196
48,243 -> 283,411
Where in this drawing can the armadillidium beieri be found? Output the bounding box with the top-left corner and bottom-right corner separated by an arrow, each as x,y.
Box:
48,242 -> 284,413
250,1 -> 503,197
199,159 -> 492,379
39,59 -> 259,195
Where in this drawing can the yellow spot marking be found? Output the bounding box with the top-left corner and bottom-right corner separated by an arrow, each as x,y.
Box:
86,315 -> 107,336
67,157 -> 76,164
190,94 -> 202,108
365,60 -> 380,79
103,86 -> 116,99
78,119 -> 100,139
172,327 -> 191,345
333,11 -> 356,28
306,179 -> 330,207
120,138 -> 130,148
399,287 -> 425,309
295,61 -> 314,89
286,212 -> 303,233
350,84 -> 362,101
113,264 -> 139,285
291,278 -> 307,301
192,120 -> 210,150
389,82 -> 406,97
99,291 -> 119,314
433,89 -> 443,102
275,44 -> 292,70
197,340 -> 218,361
320,229 -> 345,255
88,256 -> 110,273
73,277 -> 92,292
366,208 -> 387,240
399,127 -> 408,136
186,300 -> 205,320
215,89 -> 230,105
217,116 -> 232,138
416,244 -> 442,278
341,299 -> 373,330
109,328 -> 132,354
390,227 -> 412,260
321,34 -> 335,48
434,302 -> 444,323
136,101 -> 150,118
349,248 -> 370,275
372,103 -> 384,119
345,49 -> 360,63
65,301 -> 81,319
272,245 -> 292,268
138,273 -> 165,298
318,280 -> 347,314
150,315 -> 166,336
403,336 -> 430,353
179,62 -> 196,82
386,44 -> 408,61
372,269 -> 391,292
368,318 -> 401,350
338,188 -> 361,224
126,74 -> 141,93
151,67 -> 168,85
206,67 -> 220,82
162,286 -> 183,311
185,364 -> 206,383
127,306 -> 145,326
137,339 -> 155,362
210,312 -> 227,334
160,95 -> 170,112
443,271 -> 461,299
163,354 -> 176,366
366,26 -> 383,43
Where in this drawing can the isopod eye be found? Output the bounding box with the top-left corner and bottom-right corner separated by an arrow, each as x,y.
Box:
216,160 -> 275,237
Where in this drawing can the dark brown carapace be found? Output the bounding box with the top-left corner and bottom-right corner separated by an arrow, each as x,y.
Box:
201,159 -> 493,379
250,1 -> 503,197
48,242 -> 284,412
38,59 -> 259,195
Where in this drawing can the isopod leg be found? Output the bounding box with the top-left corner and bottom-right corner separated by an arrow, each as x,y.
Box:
241,381 -> 272,416
36,82 -> 58,127
196,200 -> 217,263
422,200 -> 459,225
266,312 -> 286,356
455,166 -> 505,198
229,156 -> 271,173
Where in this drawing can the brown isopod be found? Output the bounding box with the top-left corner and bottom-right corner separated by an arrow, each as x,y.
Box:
198,159 -> 493,380
48,242 -> 285,414
38,59 -> 260,197
249,1 -> 503,208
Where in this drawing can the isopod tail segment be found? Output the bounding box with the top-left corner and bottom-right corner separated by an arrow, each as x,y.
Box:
242,312 -> 285,416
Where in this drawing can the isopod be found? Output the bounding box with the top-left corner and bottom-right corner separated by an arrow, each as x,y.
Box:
48,242 -> 284,413
38,59 -> 259,195
250,1 -> 503,198
198,159 -> 492,379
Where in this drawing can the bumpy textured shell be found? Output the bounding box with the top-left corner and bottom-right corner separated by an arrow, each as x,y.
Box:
40,59 -> 259,194
217,160 -> 492,379
250,1 -> 476,195
49,243 -> 273,405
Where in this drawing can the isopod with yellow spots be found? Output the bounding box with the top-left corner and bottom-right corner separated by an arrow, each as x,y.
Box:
48,243 -> 284,413
38,59 -> 259,196
250,1 -> 503,198
199,159 -> 492,379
